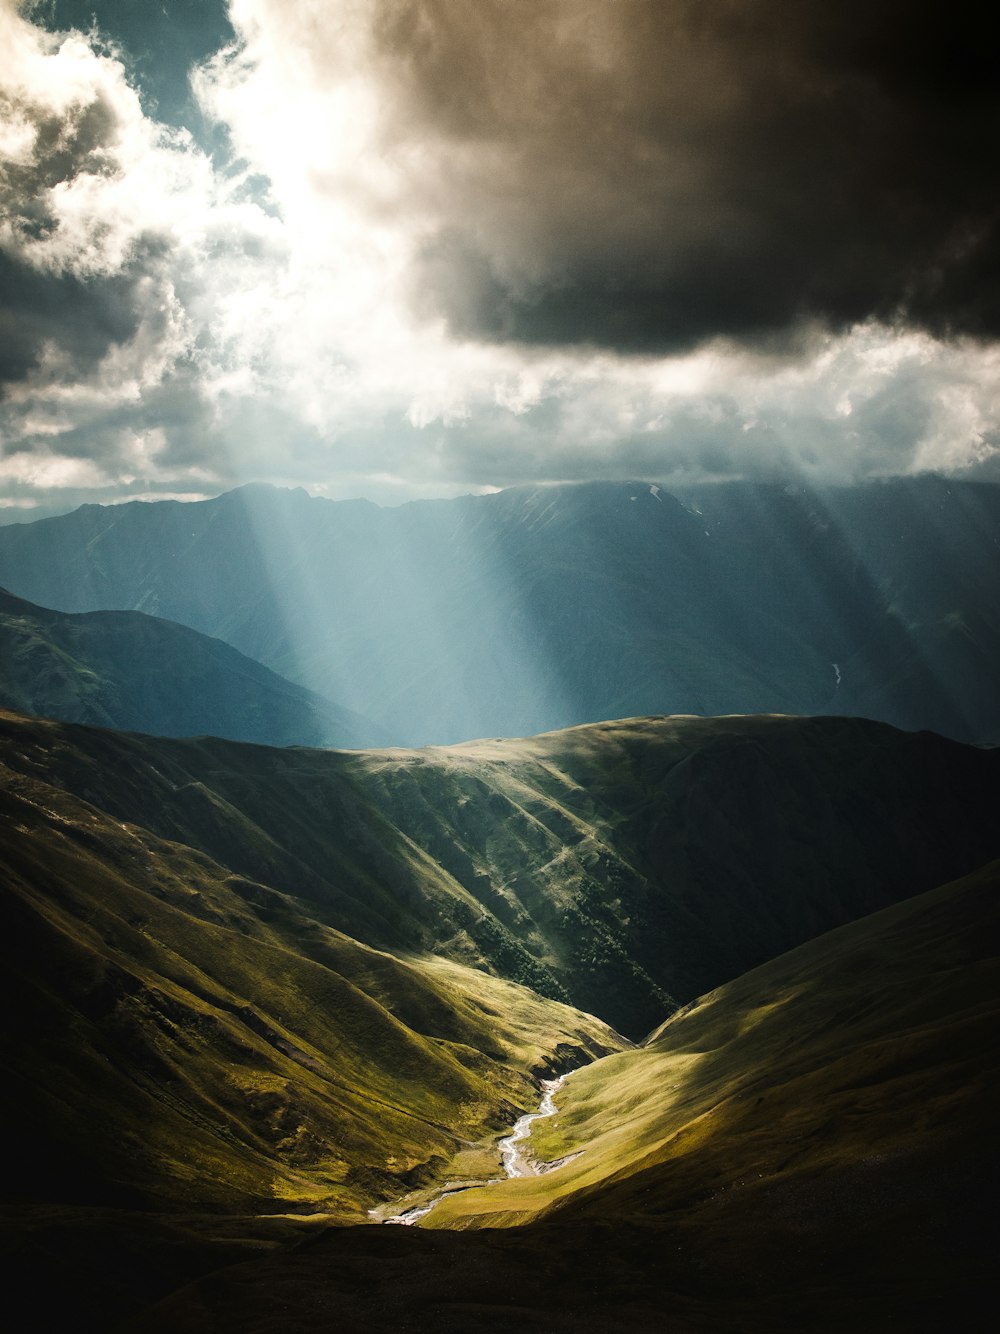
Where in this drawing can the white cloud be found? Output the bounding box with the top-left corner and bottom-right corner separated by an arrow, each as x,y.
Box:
0,446 -> 107,490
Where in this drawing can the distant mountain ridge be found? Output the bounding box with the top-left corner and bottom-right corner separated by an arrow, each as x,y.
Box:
0,587 -> 383,749
0,476 -> 996,746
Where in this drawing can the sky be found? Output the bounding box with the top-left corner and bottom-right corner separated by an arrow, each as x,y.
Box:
1,0 -> 998,514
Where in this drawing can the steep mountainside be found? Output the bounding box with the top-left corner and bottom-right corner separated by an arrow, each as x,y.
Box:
678,479 -> 1000,746
0,587 -> 382,748
143,861 -> 1000,1332
3,710 -> 997,1041
0,477 -> 996,745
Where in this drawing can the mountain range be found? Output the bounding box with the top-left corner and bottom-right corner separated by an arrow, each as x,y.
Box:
0,475 -> 997,746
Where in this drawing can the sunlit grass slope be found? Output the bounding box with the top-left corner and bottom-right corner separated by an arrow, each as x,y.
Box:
350,713 -> 1000,1031
429,859 -> 1000,1232
2,701 -> 997,1331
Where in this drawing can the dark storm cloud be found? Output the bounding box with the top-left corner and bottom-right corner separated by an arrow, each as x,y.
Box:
0,20 -> 182,395
0,73 -> 151,389
373,0 -> 1000,353
0,251 -> 144,388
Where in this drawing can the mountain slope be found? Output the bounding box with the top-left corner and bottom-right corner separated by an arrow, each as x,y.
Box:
139,861 -> 1000,1332
677,478 -> 1000,745
0,587 -> 384,748
351,714 -> 1000,1029
0,477 -> 997,745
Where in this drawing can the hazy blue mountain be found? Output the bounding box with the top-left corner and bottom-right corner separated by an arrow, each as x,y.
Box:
0,587 -> 384,748
0,477 -> 996,745
675,478 -> 1000,746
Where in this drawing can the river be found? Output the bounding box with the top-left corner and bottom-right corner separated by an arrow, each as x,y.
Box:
382,1072 -> 575,1225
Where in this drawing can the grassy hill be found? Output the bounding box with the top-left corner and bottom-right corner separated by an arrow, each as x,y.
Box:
0,741 -> 621,1219
0,712 -> 622,1327
0,587 -> 383,748
350,714 -> 1000,1030
432,859 -> 1000,1233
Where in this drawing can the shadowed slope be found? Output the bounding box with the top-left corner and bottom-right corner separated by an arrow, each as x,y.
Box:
2,707 -> 998,1329
0,756 -> 620,1218
432,860 -> 1000,1229
0,587 -> 383,748
346,714 -> 1000,1030
0,716 -> 622,1328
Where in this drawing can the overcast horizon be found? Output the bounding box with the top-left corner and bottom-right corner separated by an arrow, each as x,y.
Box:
2,1 -> 998,515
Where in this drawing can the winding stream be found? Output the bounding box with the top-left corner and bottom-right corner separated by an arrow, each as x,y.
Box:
382,1072 -> 575,1226
498,1075 -> 566,1178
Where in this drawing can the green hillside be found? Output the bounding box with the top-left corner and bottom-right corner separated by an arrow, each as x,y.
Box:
432,859 -> 1000,1233
0,712 -> 622,1327
0,744 -> 620,1218
3,710 -> 998,1040
2,710 -> 997,1040
350,714 -> 1000,1029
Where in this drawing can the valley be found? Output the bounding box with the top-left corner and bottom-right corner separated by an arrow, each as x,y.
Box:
1,704 -> 998,1329
135,858 -> 1000,1333
4,1 -> 998,1326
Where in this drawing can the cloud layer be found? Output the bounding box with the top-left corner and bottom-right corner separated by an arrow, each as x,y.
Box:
1,0 -> 997,514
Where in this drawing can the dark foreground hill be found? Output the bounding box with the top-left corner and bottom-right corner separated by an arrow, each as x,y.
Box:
136,861 -> 1000,1333
0,587 -> 382,748
0,476 -> 996,745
